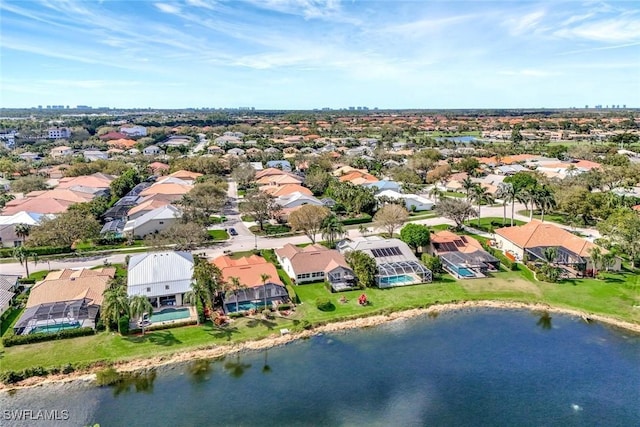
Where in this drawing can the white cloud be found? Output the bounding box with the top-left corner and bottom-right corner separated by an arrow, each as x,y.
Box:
504,10 -> 546,35
155,3 -> 182,15
499,69 -> 559,77
554,17 -> 640,42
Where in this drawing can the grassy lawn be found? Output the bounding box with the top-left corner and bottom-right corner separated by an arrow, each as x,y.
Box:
28,270 -> 50,282
0,307 -> 24,337
208,230 -> 230,241
1,261 -> 638,374
517,210 -> 569,225
443,191 -> 466,198
75,240 -> 145,252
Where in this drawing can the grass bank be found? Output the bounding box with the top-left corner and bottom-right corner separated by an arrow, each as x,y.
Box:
1,266 -> 638,375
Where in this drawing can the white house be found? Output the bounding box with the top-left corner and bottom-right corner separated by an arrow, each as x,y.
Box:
50,145 -> 73,158
83,150 -> 109,162
120,126 -> 147,137
275,192 -> 324,209
123,204 -> 182,238
376,190 -> 435,211
127,251 -> 194,307
143,145 -> 162,156
48,127 -> 71,139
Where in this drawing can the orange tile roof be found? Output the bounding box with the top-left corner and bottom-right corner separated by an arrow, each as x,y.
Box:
495,220 -> 604,257
256,174 -> 303,186
431,230 -> 484,254
338,171 -> 378,184
27,268 -> 115,308
255,168 -> 288,179
2,197 -> 73,215
57,174 -> 113,189
107,138 -> 137,148
632,205 -> 640,212
128,198 -> 172,217
275,243 -> 350,275
260,184 -> 312,197
168,170 -> 203,180
139,183 -> 193,197
211,255 -> 283,288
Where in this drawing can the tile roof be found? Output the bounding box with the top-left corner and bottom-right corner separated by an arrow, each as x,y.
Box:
260,184 -> 312,197
168,170 -> 203,180
27,268 -> 115,308
128,198 -> 172,217
431,230 -> 485,254
2,198 -> 73,215
275,244 -> 350,275
139,183 -> 193,197
495,220 -> 604,257
212,255 -> 283,288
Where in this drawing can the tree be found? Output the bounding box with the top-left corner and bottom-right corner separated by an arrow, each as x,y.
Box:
109,168 -> 141,202
321,214 -> 346,248
13,246 -> 37,278
461,176 -> 475,200
27,210 -> 101,247
260,273 -> 271,310
511,125 -> 523,144
231,163 -> 256,189
400,223 -> 431,253
129,295 -> 154,335
288,205 -> 330,244
373,204 -> 408,237
179,181 -> 227,224
13,223 -> 31,245
421,254 -> 442,279
589,246 -> 602,277
458,157 -> 480,174
434,198 -> 477,230
345,250 -> 377,288
144,222 -> 209,250
304,168 -> 333,196
239,190 -> 280,231
596,209 -> 640,268
101,277 -> 130,333
469,185 -> 494,227
533,185 -> 556,222
496,183 -> 514,225
10,175 -> 48,194
68,196 -> 111,220
227,276 -> 245,313
327,182 -> 376,216
543,246 -> 559,266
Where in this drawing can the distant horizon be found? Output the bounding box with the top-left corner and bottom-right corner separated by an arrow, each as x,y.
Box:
2,0 -> 639,109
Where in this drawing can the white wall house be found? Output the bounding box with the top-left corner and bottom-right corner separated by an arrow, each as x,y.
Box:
123,205 -> 181,238
127,251 -> 194,307
48,127 -> 71,139
376,190 -> 435,211
143,145 -> 162,156
275,192 -> 323,209
50,145 -> 73,158
120,126 -> 147,137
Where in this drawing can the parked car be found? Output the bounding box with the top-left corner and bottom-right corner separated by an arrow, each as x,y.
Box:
229,228 -> 238,236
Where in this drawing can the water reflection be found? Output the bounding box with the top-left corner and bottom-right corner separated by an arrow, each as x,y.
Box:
536,312 -> 552,330
112,370 -> 157,396
187,359 -> 213,384
224,354 -> 252,378
262,350 -> 271,374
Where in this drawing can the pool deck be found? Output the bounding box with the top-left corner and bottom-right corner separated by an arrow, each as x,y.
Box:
131,306 -> 197,329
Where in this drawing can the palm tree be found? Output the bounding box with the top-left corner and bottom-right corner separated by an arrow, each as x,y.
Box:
589,247 -> 602,277
461,176 -> 475,201
501,183 -> 517,226
358,224 -> 370,237
101,278 -> 130,333
517,188 -> 535,221
496,183 -> 510,225
428,186 -> 443,201
534,185 -> 556,222
321,214 -> 345,248
469,185 -> 494,227
543,246 -> 559,266
14,223 -> 31,246
228,276 -> 244,313
13,246 -> 37,278
129,295 -> 154,335
260,273 -> 271,310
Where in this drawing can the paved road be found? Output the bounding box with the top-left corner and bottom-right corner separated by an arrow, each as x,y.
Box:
1,199 -> 601,276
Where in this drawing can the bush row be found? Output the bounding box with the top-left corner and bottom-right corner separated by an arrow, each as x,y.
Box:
2,327 -> 95,347
340,215 -> 372,226
0,246 -> 72,258
0,360 -> 107,385
479,240 -> 518,270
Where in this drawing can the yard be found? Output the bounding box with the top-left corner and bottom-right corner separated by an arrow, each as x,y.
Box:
1,261 -> 638,374
208,229 -> 230,241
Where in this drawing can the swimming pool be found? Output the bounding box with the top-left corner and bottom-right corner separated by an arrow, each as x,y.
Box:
458,267 -> 475,278
151,307 -> 191,323
30,322 -> 80,334
226,301 -> 267,313
379,275 -> 416,286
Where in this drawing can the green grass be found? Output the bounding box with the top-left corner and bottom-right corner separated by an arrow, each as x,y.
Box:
74,240 -> 145,252
1,307 -> 24,337
517,210 -> 569,225
443,191 -> 466,198
208,230 -> 230,241
1,257 -> 638,374
28,270 -> 50,282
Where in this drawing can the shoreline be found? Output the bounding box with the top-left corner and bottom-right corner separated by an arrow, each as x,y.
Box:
2,300 -> 640,391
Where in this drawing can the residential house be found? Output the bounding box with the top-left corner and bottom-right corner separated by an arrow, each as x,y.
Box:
337,237 -> 432,288
48,127 -> 71,139
13,267 -> 116,335
211,255 -> 289,312
127,251 -> 194,307
83,150 -> 109,162
261,184 -> 313,197
266,160 -> 292,171
0,274 -> 20,316
376,189 -> 435,211
123,204 -> 182,238
18,152 -> 41,162
494,220 -> 620,275
364,180 -> 402,194
120,125 -> 147,137
143,145 -> 163,156
339,170 -> 379,186
167,170 -> 203,184
275,244 -> 356,291
226,147 -> 246,156
276,192 -> 323,209
430,231 -> 499,278
50,145 -> 73,158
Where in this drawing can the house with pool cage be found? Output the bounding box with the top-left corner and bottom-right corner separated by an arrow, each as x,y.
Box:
429,231 -> 499,278
211,255 -> 290,313
337,237 -> 432,288
13,267 -> 115,335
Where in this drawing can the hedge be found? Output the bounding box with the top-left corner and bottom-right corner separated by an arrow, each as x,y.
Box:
2,327 -> 95,347
340,215 -> 372,226
0,246 -> 72,258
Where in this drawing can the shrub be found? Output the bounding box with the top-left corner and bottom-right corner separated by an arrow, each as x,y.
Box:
421,254 -> 443,279
18,278 -> 36,285
0,370 -> 25,384
315,297 -> 334,311
0,246 -> 72,258
195,298 -> 205,323
118,315 -> 130,335
2,327 -> 95,347
228,311 -> 245,318
277,304 -> 291,311
340,215 -> 372,226
62,364 -> 75,374
95,367 -> 121,386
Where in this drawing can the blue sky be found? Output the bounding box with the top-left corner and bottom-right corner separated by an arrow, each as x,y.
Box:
1,0 -> 639,109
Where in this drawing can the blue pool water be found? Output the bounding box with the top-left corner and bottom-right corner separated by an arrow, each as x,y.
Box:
227,301 -> 267,313
379,274 -> 415,285
151,308 -> 190,323
30,322 -> 80,334
458,267 -> 475,278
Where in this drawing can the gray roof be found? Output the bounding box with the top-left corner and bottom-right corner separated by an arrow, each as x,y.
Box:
0,275 -> 20,292
127,251 -> 194,297
338,237 -> 418,264
0,289 -> 15,312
